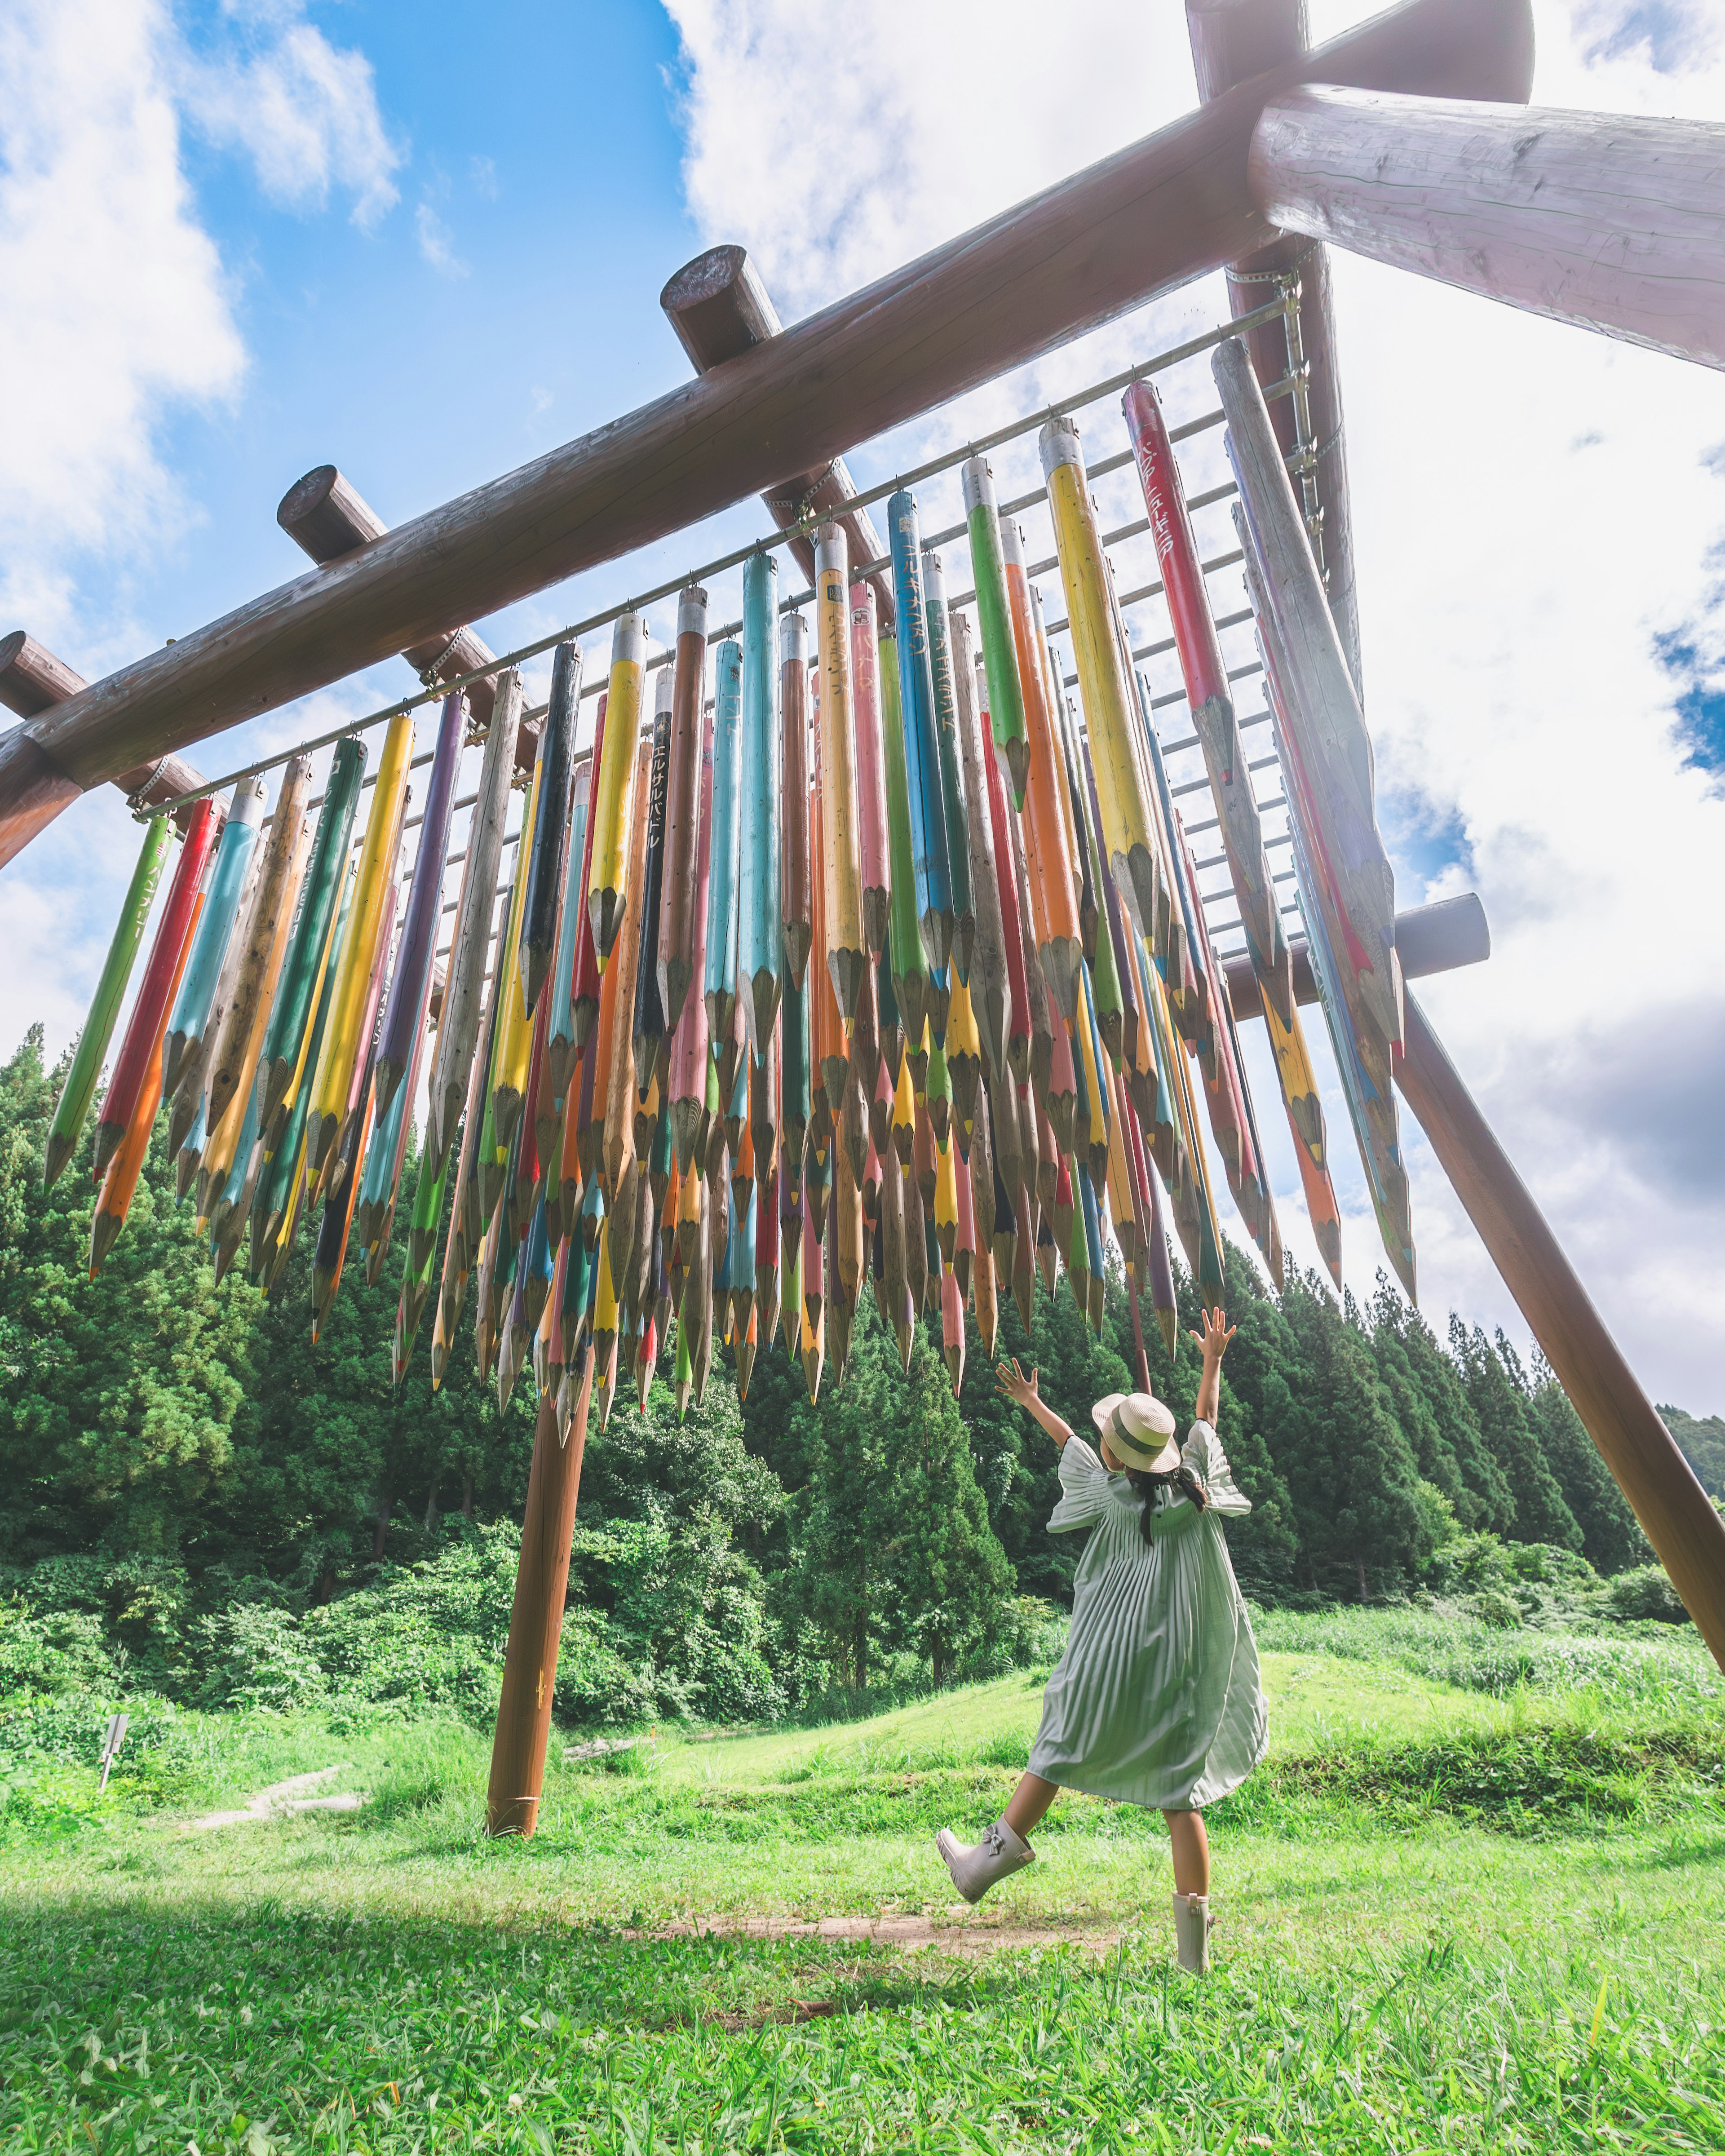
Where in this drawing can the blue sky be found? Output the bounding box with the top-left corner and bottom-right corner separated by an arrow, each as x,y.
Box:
4,0 -> 1725,1407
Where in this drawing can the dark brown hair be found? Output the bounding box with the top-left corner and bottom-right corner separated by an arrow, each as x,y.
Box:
1123,1464 -> 1209,1547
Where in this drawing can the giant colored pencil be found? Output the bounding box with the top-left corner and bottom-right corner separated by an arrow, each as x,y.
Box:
260,735 -> 365,1140
45,815 -> 172,1188
590,610 -> 647,965
308,709 -> 412,1174
658,584 -> 708,1036
200,801 -> 311,1208
999,514 -> 1080,1023
164,778 -> 265,1102
1234,483 -> 1413,1293
429,669 -> 521,1169
207,1085 -> 260,1282
632,661 -> 673,1073
669,700 -> 715,1175
981,715 -> 1032,1087
779,609 -> 812,993
568,691 -> 608,1052
326,872 -> 398,1209
603,739 -> 653,1211
886,491 -> 953,975
879,631 -> 927,1047
312,1086 -> 374,1333
93,795 -> 217,1176
168,797 -> 266,1163
547,749 -> 592,1107
739,552 -> 784,1056
377,690 -> 462,1122
961,456 -> 1028,806
849,577 -> 891,957
703,638 -> 744,1054
1123,375 -> 1292,1024
920,549 -> 974,985
1260,978 -> 1343,1286
948,611 -> 1008,1087
814,524 -> 866,1017
487,733 -> 544,1165
252,858 -> 354,1247
1040,415 -> 1163,955
522,641 -> 583,1017
89,901 -> 200,1275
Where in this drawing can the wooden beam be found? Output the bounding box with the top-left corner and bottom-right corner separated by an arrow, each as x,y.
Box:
275,468 -> 533,762
0,632 -> 210,834
0,0 -> 1533,868
1249,87 -> 1725,369
486,1366 -> 591,1836
661,246 -> 898,630
1223,890 -> 1488,1015
1186,0 -> 1401,698
1395,991 -> 1725,1671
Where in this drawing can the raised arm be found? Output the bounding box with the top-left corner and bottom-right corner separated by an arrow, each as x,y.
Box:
1190,1307 -> 1236,1425
995,1359 -> 1076,1450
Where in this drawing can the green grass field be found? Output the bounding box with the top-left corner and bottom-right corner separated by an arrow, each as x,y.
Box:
3,1625 -> 1722,2152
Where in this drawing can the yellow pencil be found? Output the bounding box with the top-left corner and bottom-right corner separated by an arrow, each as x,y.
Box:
589,610 -> 647,964
1041,416 -> 1160,945
490,738 -> 545,1152
308,711 -> 414,1172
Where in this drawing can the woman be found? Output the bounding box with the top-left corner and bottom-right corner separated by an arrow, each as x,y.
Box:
934,1308 -> 1266,1974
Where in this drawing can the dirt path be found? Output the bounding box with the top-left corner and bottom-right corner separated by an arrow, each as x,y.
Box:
185,1766 -> 367,1832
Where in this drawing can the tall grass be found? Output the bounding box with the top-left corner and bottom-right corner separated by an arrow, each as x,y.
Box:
1252,1599 -> 1721,1711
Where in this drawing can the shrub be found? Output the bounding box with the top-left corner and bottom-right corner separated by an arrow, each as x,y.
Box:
0,1598 -> 123,1696
191,1603 -> 328,1713
1608,1565 -> 1691,1625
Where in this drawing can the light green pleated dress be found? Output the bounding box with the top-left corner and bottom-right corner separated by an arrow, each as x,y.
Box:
1027,1421 -> 1268,1811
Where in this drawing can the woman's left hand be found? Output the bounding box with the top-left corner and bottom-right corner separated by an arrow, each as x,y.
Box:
1189,1306 -> 1236,1359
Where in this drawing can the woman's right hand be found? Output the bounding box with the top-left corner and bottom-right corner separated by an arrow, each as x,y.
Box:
995,1358 -> 1040,1409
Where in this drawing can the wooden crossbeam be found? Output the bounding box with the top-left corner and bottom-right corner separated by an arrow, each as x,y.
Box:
1249,86 -> 1725,368
0,0 -> 1533,869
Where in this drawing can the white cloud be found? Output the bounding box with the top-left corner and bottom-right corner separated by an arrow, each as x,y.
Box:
663,1 -> 1725,1407
182,1 -> 402,229
416,201 -> 468,278
663,0 -> 1201,319
0,0 -> 246,647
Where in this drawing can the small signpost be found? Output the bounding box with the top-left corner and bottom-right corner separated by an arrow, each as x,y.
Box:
97,1713 -> 128,1794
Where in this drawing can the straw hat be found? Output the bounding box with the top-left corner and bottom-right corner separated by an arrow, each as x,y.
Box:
1091,1391 -> 1180,1474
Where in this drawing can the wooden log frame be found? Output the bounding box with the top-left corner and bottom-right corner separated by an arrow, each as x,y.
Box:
1248,86 -> 1725,369
1394,995 -> 1725,1670
0,0 -> 1533,866
660,246 -> 899,633
486,1364 -> 592,1836
1186,0 -> 1366,696
0,633 -> 210,833
1225,894 -> 1725,1666
276,470 -> 535,762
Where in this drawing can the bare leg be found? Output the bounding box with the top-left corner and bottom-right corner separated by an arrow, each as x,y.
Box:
1004,1772 -> 1060,1842
1163,1809 -> 1210,1895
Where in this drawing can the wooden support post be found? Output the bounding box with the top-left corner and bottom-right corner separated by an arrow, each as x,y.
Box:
1395,993 -> 1725,1671
485,1362 -> 592,1837
0,0 -> 1532,865
661,247 -> 898,631
1186,0 -> 1384,696
0,633 -> 210,832
276,469 -> 513,747
1221,890 -> 1490,1015
1249,87 -> 1725,369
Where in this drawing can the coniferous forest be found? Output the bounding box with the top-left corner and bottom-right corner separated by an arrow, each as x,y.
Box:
0,1024 -> 1702,1724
